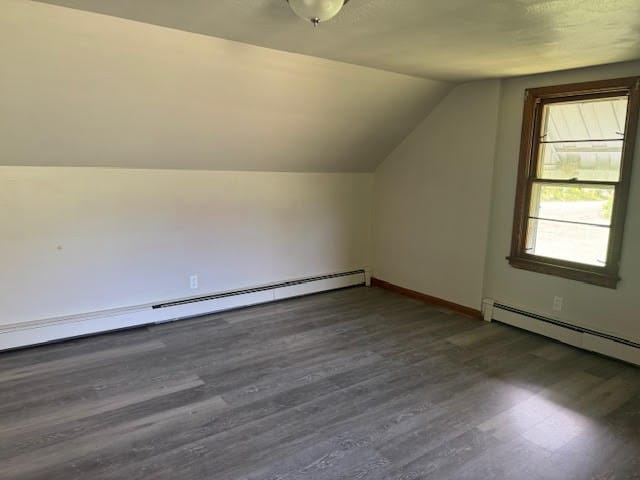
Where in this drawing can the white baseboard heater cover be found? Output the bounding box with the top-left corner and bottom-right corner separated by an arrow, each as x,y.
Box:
0,269 -> 367,352
489,301 -> 640,367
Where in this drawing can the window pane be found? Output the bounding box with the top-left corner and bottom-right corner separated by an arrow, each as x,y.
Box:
540,96 -> 628,141
530,183 -> 614,226
537,140 -> 622,181
526,218 -> 610,266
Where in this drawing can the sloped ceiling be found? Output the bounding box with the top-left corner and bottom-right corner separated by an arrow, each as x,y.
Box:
34,0 -> 640,81
0,0 -> 452,172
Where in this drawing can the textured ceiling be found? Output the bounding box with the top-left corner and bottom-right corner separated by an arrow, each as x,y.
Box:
34,0 -> 640,81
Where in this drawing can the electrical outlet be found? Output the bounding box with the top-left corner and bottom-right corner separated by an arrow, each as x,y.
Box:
190,275 -> 199,289
552,296 -> 563,312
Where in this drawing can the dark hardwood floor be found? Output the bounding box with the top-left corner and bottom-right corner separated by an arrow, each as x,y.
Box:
1,286 -> 639,479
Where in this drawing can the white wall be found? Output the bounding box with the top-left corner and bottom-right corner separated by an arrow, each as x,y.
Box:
3,0 -> 638,348
373,80 -> 501,309
484,61 -> 640,344
0,0 -> 388,331
0,167 -> 372,326
372,60 -> 640,347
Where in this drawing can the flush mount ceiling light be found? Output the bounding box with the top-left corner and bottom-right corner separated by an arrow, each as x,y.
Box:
286,0 -> 350,27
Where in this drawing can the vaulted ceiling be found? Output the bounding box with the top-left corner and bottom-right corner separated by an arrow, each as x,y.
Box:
3,1 -> 639,172
1,0 -> 451,172
34,0 -> 640,81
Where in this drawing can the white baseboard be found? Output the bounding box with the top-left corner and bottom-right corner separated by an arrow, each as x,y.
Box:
0,270 -> 365,352
489,300 -> 640,367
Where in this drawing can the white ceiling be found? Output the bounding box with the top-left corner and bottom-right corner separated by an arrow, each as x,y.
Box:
34,0 -> 640,81
1,0 -> 452,172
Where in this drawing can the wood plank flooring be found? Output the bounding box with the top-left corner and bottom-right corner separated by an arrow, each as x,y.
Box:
1,286 -> 639,479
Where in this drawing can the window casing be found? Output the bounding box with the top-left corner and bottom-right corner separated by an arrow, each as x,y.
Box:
508,77 -> 640,288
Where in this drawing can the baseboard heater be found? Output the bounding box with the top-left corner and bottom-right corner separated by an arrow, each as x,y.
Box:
153,270 -> 366,309
0,269 -> 367,352
486,300 -> 640,366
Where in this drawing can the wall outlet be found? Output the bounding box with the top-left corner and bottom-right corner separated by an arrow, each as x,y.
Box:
552,296 -> 563,312
190,275 -> 199,289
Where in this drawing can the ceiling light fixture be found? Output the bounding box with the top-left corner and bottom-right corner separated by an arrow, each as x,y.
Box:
286,0 -> 350,27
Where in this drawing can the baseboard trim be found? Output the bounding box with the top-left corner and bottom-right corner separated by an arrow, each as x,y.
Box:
371,277 -> 482,319
0,270 -> 366,352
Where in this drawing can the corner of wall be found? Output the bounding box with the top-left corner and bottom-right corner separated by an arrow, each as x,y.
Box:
371,78 -> 503,308
480,78 -> 505,300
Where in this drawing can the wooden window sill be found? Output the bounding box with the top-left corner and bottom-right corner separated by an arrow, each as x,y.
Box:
507,255 -> 619,289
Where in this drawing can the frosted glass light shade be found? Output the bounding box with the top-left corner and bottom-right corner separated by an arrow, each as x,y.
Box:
288,0 -> 345,25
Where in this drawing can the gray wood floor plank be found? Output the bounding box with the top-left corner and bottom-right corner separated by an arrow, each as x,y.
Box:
0,340 -> 166,383
0,374 -> 204,445
1,286 -> 638,480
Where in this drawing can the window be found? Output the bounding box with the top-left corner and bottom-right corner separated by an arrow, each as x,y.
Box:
509,77 -> 640,288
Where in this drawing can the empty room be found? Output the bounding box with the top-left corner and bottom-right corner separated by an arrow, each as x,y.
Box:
1,0 -> 640,478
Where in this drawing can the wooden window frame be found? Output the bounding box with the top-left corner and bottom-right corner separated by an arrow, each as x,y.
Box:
508,77 -> 640,289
